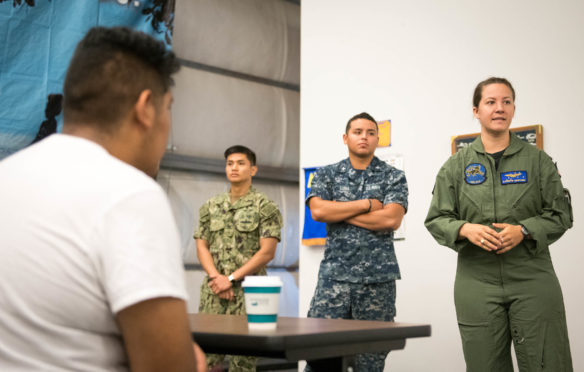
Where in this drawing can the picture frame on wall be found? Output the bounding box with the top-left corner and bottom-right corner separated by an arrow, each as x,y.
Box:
451,124 -> 543,154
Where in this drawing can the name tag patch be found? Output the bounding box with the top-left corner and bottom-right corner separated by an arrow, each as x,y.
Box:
465,163 -> 487,185
501,171 -> 527,185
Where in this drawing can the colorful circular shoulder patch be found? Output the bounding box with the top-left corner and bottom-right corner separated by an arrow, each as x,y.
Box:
465,163 -> 487,185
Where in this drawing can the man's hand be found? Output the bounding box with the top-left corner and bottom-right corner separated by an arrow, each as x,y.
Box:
369,198 -> 383,212
193,343 -> 207,372
208,274 -> 232,295
217,288 -> 235,301
492,223 -> 524,254
344,202 -> 405,231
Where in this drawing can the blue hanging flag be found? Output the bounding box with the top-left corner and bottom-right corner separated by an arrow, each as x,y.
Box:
302,167 -> 327,246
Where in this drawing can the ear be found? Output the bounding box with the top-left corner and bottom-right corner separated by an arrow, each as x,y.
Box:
134,89 -> 156,130
250,165 -> 258,177
472,106 -> 479,119
343,133 -> 348,145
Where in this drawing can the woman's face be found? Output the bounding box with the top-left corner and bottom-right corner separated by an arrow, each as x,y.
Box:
473,83 -> 515,135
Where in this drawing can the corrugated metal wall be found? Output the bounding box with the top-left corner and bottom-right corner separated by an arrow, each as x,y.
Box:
159,0 -> 300,315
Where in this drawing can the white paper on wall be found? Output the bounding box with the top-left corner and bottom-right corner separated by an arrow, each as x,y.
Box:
376,151 -> 406,240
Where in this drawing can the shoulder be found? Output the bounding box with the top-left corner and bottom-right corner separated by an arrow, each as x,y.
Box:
521,141 -> 545,158
200,192 -> 227,212
207,192 -> 229,205
321,158 -> 349,174
250,188 -> 279,208
371,156 -> 401,175
510,137 -> 551,164
443,145 -> 478,170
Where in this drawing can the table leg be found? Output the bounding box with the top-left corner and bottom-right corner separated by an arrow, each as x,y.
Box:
306,355 -> 355,372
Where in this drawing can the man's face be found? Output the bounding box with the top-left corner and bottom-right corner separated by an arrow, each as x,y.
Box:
145,90 -> 173,177
343,118 -> 379,158
225,153 -> 257,184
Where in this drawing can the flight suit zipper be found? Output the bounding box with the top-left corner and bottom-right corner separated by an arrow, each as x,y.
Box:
487,153 -> 506,288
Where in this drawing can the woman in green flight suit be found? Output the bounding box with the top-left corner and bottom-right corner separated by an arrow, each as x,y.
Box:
425,77 -> 573,372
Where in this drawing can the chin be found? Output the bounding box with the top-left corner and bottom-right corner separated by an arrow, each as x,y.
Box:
484,124 -> 510,133
357,150 -> 374,157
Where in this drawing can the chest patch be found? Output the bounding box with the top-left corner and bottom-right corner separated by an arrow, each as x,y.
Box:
465,163 -> 487,185
501,171 -> 527,185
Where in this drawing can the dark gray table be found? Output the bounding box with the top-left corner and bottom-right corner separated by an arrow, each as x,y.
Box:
189,313 -> 431,371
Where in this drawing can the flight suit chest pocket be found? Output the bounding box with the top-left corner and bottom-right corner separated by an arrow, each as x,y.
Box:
234,207 -> 259,232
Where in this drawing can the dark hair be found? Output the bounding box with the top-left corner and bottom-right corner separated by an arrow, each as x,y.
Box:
224,145 -> 256,166
345,112 -> 378,133
63,26 -> 180,131
472,77 -> 516,108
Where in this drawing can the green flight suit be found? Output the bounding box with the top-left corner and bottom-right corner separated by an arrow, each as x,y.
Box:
194,186 -> 283,372
425,133 -> 573,372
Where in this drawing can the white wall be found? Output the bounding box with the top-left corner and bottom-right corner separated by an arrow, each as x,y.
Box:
300,0 -> 584,370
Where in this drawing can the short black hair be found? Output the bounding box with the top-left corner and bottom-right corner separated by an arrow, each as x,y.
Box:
345,112 -> 378,133
63,26 -> 180,131
224,145 -> 256,166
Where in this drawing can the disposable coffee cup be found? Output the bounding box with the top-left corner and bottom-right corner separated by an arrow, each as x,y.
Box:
242,276 -> 282,330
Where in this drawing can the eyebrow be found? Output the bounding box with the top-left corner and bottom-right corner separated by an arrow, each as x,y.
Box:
485,96 -> 513,100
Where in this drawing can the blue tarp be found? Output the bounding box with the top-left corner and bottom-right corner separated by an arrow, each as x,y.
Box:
0,0 -> 173,160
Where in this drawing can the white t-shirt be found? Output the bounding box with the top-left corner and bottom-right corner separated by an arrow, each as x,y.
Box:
0,134 -> 188,371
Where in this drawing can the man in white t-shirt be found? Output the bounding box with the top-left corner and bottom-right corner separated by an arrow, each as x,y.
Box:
0,27 -> 206,371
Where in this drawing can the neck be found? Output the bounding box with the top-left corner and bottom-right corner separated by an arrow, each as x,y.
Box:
229,182 -> 252,202
63,125 -> 115,151
348,153 -> 374,170
63,122 -> 143,172
481,129 -> 510,153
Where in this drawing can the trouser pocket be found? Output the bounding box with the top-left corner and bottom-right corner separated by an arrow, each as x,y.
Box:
457,320 -> 514,372
512,318 -> 573,372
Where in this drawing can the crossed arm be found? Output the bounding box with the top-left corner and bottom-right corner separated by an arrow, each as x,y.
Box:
309,196 -> 405,231
196,237 -> 278,300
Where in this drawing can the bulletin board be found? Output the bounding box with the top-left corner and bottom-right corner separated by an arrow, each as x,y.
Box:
451,125 -> 543,154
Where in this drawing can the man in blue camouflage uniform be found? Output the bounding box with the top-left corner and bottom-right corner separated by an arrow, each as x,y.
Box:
194,145 -> 283,372
306,112 -> 408,372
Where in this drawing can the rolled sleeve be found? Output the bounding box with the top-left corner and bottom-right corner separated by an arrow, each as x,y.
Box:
259,200 -> 283,241
193,202 -> 210,241
306,167 -> 332,207
383,169 -> 409,212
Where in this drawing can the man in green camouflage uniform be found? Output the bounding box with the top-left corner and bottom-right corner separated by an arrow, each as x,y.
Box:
194,145 -> 283,372
305,113 -> 408,372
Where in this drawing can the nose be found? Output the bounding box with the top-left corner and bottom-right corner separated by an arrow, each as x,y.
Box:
495,102 -> 505,112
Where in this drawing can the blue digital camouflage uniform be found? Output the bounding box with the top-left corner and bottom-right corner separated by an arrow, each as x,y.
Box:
306,156 -> 408,372
194,186 -> 283,372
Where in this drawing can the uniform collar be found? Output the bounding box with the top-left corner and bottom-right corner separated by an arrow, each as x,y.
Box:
222,186 -> 256,209
470,131 -> 523,156
339,156 -> 383,179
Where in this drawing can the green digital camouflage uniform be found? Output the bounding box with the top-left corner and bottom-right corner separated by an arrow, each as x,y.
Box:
194,186 -> 282,372
425,133 -> 574,372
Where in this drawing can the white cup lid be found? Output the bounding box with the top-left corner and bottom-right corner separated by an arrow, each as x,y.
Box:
242,275 -> 283,287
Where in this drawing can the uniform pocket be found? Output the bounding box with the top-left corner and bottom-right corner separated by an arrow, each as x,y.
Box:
209,218 -> 225,231
562,188 -> 574,226
234,207 -> 259,232
457,320 -> 490,365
